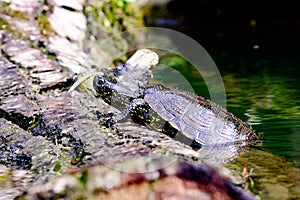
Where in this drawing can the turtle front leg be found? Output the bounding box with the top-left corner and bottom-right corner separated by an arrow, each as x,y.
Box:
97,98 -> 150,129
128,98 -> 152,125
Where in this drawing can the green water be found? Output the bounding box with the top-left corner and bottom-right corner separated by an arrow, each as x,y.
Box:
223,72 -> 300,167
153,54 -> 300,167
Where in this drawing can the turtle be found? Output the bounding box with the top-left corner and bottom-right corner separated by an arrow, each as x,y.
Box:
92,63 -> 260,147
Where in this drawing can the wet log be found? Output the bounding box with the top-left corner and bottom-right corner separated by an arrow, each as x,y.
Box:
20,159 -> 254,200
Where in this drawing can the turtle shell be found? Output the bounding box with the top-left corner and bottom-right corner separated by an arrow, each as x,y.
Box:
144,86 -> 256,146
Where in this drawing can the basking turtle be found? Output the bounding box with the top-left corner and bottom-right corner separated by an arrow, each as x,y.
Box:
92,51 -> 259,147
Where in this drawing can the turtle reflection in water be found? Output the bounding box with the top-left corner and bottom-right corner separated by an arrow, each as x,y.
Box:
93,66 -> 259,149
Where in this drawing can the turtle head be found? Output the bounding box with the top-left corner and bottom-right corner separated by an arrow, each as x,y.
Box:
93,74 -> 117,105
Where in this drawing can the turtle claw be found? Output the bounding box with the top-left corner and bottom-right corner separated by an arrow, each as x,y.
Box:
104,117 -> 116,129
95,111 -> 116,129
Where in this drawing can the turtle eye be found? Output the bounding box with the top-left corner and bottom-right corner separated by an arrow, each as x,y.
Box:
93,75 -> 107,91
97,79 -> 104,85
